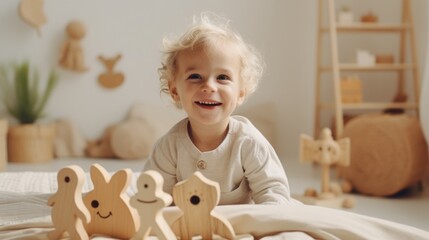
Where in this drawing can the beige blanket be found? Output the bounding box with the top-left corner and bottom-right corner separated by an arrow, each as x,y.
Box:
1,191 -> 429,240
1,172 -> 429,239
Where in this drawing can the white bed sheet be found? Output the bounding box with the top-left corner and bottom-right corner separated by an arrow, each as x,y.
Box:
1,171 -> 429,240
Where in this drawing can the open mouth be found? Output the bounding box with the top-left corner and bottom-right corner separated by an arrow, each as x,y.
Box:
97,211 -> 112,219
195,101 -> 222,107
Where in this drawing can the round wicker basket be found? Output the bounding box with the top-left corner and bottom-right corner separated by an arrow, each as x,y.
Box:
338,114 -> 428,196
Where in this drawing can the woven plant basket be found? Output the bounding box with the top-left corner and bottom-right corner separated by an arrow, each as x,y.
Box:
0,119 -> 7,170
7,124 -> 55,163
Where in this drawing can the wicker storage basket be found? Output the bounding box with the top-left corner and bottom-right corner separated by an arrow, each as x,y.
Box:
338,114 -> 428,196
7,124 -> 55,163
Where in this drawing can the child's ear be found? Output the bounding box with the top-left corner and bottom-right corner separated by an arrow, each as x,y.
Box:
237,88 -> 247,106
168,80 -> 180,102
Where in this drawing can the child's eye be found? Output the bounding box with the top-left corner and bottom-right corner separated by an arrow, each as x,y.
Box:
187,73 -> 202,80
217,74 -> 230,81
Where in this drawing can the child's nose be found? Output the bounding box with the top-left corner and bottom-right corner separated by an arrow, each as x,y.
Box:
201,79 -> 217,93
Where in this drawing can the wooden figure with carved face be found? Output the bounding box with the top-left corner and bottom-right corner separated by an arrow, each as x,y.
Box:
300,128 -> 350,199
48,165 -> 90,240
171,172 -> 235,239
130,170 -> 175,240
83,164 -> 139,239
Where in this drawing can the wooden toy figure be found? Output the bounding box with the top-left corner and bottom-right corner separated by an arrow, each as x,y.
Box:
98,54 -> 125,89
171,172 -> 235,240
59,20 -> 88,72
130,170 -> 175,240
300,128 -> 350,200
47,165 -> 90,240
83,164 -> 139,239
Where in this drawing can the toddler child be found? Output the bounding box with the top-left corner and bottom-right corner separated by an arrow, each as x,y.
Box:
143,13 -> 292,205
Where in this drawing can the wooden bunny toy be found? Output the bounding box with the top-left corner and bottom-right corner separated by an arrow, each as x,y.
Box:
171,172 -> 235,239
130,170 -> 175,240
83,164 -> 139,238
47,165 -> 90,240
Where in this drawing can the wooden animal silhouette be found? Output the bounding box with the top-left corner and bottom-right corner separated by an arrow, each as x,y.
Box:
171,172 -> 235,239
98,54 -> 124,88
83,164 -> 139,239
59,20 -> 88,72
130,170 -> 175,240
18,0 -> 47,36
300,128 -> 350,199
47,165 -> 90,240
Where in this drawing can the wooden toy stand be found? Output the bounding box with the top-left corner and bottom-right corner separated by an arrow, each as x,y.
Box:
297,128 -> 355,208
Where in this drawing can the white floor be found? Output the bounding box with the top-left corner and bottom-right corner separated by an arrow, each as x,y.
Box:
4,157 -> 429,232
285,161 -> 429,232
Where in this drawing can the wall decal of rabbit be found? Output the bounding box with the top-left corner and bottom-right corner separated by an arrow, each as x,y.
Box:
98,54 -> 124,89
47,165 -> 90,240
83,163 -> 139,239
130,170 -> 176,240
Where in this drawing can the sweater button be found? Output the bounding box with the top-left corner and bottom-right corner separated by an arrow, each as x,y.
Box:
196,160 -> 207,170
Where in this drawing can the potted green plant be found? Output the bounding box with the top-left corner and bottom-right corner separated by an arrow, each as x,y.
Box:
0,61 -> 58,163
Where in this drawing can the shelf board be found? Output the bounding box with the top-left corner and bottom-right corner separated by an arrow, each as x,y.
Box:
320,102 -> 418,110
321,63 -> 415,72
322,23 -> 408,33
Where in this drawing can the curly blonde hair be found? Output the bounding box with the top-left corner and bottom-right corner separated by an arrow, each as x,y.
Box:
158,13 -> 264,108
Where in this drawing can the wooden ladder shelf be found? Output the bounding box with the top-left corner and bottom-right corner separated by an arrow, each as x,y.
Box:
314,0 -> 421,138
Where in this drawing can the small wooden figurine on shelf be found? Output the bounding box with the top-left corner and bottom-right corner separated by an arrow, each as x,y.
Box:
361,11 -> 378,23
47,165 -> 90,240
130,170 -> 176,240
83,164 -> 139,239
375,54 -> 394,64
298,128 -> 354,208
171,172 -> 236,239
18,0 -> 47,36
59,20 -> 88,72
341,75 -> 362,103
98,54 -> 125,89
337,6 -> 354,24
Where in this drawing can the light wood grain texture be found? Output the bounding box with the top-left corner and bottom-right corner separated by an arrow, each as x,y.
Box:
47,165 -> 90,240
300,128 -> 350,203
7,124 -> 55,163
130,170 -> 175,240
171,172 -> 235,240
83,164 -> 139,239
18,0 -> 46,36
0,119 -> 7,171
98,54 -> 124,89
59,20 -> 88,72
315,0 -> 420,138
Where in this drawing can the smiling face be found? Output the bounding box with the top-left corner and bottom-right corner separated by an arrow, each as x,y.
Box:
169,42 -> 246,129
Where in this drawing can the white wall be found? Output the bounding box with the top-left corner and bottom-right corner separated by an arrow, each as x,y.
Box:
0,0 -> 426,163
